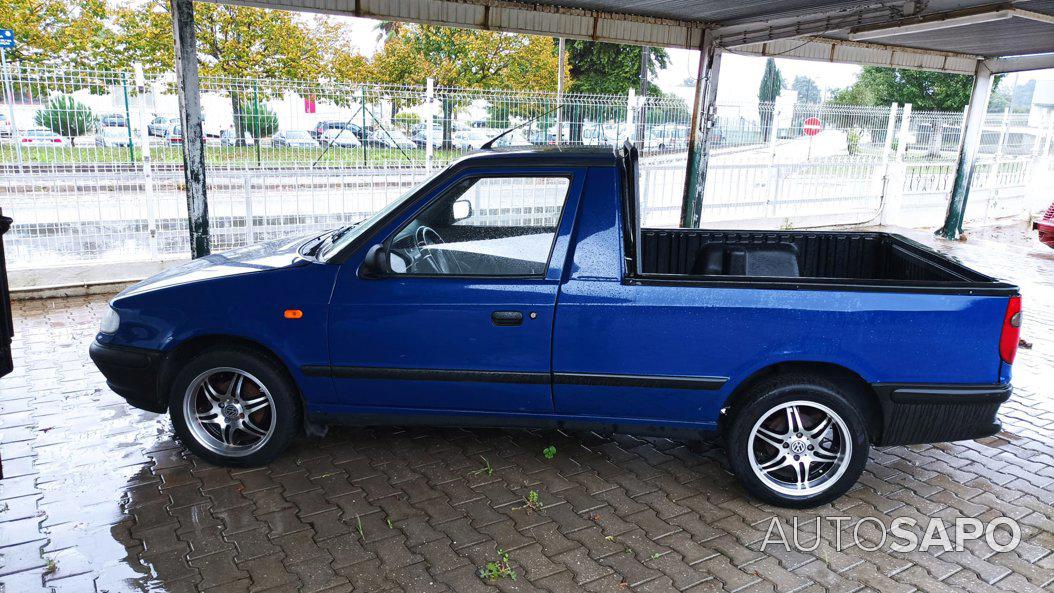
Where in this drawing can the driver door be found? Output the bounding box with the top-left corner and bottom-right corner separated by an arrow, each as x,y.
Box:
325,169 -> 585,415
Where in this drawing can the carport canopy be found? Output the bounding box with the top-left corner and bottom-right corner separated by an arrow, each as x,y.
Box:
170,0 -> 1054,254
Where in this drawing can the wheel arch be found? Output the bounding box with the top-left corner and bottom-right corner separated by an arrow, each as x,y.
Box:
718,361 -> 883,443
158,334 -> 303,410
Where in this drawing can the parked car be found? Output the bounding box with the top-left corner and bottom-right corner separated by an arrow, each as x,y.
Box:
642,124 -> 689,151
0,113 -> 12,138
18,129 -> 66,146
311,121 -> 365,140
98,113 -> 128,128
363,128 -> 416,150
163,124 -> 183,145
148,116 -> 180,137
1036,200 -> 1054,248
320,128 -> 361,148
95,126 -> 132,148
90,143 -> 1021,508
220,129 -> 254,147
452,128 -> 496,150
272,130 -> 320,148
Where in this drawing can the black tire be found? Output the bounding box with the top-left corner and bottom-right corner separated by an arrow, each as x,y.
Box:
169,346 -> 301,467
725,374 -> 870,508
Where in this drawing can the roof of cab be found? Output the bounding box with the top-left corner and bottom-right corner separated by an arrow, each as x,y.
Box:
451,145 -> 619,168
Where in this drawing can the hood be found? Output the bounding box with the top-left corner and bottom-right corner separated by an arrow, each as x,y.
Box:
117,232 -> 323,298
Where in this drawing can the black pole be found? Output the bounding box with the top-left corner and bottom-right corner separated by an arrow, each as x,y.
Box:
170,0 -> 210,258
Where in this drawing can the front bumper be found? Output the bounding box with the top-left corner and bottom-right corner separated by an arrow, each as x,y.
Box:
871,382 -> 1011,446
89,340 -> 167,413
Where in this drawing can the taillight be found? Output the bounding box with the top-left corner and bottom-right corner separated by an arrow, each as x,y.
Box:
20,138 -> 29,143
52,138 -> 61,143
999,295 -> 1022,364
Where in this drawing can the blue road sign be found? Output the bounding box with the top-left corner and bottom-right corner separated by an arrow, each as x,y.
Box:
0,30 -> 14,49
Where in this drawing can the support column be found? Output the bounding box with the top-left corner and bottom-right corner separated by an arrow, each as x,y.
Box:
556,38 -> 565,146
680,30 -> 720,229
937,62 -> 993,240
171,0 -> 210,258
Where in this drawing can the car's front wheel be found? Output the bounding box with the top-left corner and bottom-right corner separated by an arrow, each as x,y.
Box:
169,347 -> 301,467
725,374 -> 870,508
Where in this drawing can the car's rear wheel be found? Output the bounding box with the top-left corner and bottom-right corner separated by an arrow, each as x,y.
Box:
725,374 -> 870,508
169,347 -> 301,467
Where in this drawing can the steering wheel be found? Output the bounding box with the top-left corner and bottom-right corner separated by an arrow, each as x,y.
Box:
414,225 -> 462,274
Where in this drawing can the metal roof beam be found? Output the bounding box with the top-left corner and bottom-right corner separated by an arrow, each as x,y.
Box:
728,36 -> 981,74
984,52 -> 1054,73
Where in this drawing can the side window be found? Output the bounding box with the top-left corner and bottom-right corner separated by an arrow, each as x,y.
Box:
387,176 -> 570,277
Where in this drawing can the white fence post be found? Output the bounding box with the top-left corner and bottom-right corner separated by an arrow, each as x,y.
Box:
425,77 -> 434,172
995,107 -> 1010,159
1,51 -> 23,172
895,103 -> 912,161
135,64 -> 159,258
243,173 -> 254,245
881,103 -> 898,166
769,105 -> 780,162
626,89 -> 635,144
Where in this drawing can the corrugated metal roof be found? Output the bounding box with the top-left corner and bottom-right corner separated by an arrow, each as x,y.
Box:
214,0 -> 1054,72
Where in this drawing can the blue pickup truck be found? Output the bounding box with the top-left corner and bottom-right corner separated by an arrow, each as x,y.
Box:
91,144 -> 1021,507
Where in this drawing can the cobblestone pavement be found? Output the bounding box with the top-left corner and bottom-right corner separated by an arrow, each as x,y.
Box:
1,227 -> 1052,593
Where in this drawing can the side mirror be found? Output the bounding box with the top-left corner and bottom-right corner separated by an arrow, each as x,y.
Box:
452,199 -> 473,222
359,244 -> 390,279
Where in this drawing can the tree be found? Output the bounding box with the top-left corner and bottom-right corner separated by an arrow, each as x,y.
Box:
0,0 -> 115,70
112,1 -> 362,142
370,25 -> 563,147
236,100 -> 278,140
758,58 -> 783,141
34,95 -> 94,145
830,66 -> 1000,111
393,111 -> 420,131
791,75 -> 821,103
564,41 -> 669,142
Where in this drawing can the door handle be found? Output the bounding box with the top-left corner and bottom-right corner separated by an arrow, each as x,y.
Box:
491,311 -> 523,326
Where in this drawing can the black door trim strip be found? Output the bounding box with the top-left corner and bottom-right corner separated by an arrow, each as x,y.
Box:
301,365 -> 549,384
302,365 -> 728,391
554,372 -> 727,390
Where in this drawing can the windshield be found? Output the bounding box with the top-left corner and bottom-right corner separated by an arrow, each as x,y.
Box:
286,130 -> 310,139
319,171 -> 441,261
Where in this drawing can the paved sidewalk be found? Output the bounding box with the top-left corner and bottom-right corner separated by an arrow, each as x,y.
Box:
1,227 -> 1052,593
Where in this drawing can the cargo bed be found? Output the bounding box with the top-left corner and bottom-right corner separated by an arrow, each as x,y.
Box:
632,228 -> 1017,295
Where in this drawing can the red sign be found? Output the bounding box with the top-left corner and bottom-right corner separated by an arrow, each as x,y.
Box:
803,117 -> 822,136
305,94 -> 316,114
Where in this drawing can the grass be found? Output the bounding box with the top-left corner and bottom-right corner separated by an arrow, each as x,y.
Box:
542,445 -> 557,460
470,455 -> 493,477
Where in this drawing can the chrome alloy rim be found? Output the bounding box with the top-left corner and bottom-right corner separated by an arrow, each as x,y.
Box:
182,367 -> 276,457
747,400 -> 852,497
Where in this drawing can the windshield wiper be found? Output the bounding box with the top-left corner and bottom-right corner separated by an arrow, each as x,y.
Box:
311,222 -> 361,258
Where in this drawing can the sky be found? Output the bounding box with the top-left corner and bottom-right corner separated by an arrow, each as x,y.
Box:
334,14 -> 1054,106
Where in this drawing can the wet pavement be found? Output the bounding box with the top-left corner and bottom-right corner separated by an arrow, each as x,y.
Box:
1,226 -> 1052,593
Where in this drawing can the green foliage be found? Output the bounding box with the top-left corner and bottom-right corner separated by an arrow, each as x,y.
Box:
470,455 -> 493,477
830,67 -> 1000,111
515,490 -> 543,513
35,95 -> 94,142
565,41 -> 669,95
43,558 -> 57,576
393,111 -> 420,131
791,76 -> 821,104
542,445 -> 557,460
0,0 -> 115,70
758,58 -> 784,103
236,100 -> 278,138
478,549 -> 517,581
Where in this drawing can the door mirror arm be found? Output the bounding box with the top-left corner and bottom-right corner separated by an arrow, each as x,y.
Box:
359,244 -> 391,279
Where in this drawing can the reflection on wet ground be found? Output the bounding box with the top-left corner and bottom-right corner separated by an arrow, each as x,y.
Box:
1,226 -> 1052,592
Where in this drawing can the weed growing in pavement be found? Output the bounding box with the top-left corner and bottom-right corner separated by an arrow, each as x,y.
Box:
470,455 -> 494,477
542,445 -> 557,459
478,549 -> 516,581
514,490 -> 543,513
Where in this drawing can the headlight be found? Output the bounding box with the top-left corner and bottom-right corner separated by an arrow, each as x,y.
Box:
100,307 -> 120,334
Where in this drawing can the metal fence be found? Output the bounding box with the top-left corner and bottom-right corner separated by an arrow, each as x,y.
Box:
3,64 -> 1054,280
